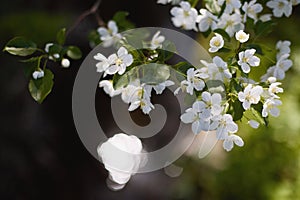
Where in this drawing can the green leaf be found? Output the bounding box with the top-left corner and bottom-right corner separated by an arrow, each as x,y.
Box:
48,44 -> 63,55
139,63 -> 170,85
174,61 -> 193,74
231,100 -> 245,121
229,79 -> 242,92
88,30 -> 101,47
187,0 -> 199,7
28,69 -> 54,103
124,29 -> 150,48
158,40 -> 177,61
21,56 -> 41,63
67,46 -> 82,60
251,102 -> 268,126
112,11 -> 135,31
56,28 -> 66,45
254,20 -> 276,37
113,68 -> 137,90
3,37 -> 37,56
213,29 -> 231,42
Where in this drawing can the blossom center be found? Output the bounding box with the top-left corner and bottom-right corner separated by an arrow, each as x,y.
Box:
242,57 -> 249,63
116,58 -> 123,65
214,40 -> 221,47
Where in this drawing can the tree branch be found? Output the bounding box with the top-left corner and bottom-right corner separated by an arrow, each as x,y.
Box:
66,0 -> 105,36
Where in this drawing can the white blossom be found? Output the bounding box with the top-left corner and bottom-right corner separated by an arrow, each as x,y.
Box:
97,20 -> 122,47
268,82 -> 283,98
235,30 -> 250,43
180,102 -> 203,134
170,1 -> 198,31
291,0 -> 300,5
44,43 -> 60,60
94,53 -> 111,73
122,84 -> 154,114
242,0 -> 263,22
197,9 -> 218,32
180,92 -> 223,134
32,70 -> 44,80
151,80 -> 174,94
44,43 -> 54,53
267,76 -> 277,83
218,13 -> 244,37
157,0 -> 181,4
209,33 -> 224,53
201,91 -> 223,117
273,54 -> 293,80
157,0 -> 172,4
238,84 -> 263,110
266,0 -> 292,17
213,114 -> 238,140
223,134 -> 244,151
248,120 -> 260,128
61,58 -> 70,68
237,49 -> 260,73
259,14 -> 272,22
217,0 -> 242,14
262,98 -> 282,117
94,47 -> 133,77
150,31 -> 165,50
201,56 -> 232,81
175,68 -> 206,95
97,133 -> 143,185
276,40 -> 291,59
99,80 -> 122,97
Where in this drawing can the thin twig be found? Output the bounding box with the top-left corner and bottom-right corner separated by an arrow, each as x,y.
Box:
66,0 -> 104,36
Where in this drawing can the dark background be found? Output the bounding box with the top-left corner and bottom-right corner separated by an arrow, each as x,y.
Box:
0,0 -> 180,199
1,0 -> 300,200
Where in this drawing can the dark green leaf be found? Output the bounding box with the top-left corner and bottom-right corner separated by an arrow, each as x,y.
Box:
251,102 -> 268,126
157,40 -> 176,62
254,20 -> 276,37
231,100 -> 244,121
3,37 -> 37,56
218,47 -> 231,53
67,46 -> 82,60
174,61 -> 193,74
48,44 -> 63,55
28,69 -> 54,103
21,56 -> 41,63
113,68 -> 137,90
56,28 -> 66,45
187,0 -> 199,7
112,11 -> 135,31
230,79 -> 242,92
88,30 -> 101,47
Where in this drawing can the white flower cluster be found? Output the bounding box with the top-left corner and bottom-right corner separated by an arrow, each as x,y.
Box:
166,0 -> 299,36
97,20 -> 122,47
180,91 -> 243,151
261,40 -> 293,81
95,32 -> 174,114
207,29 -> 261,74
175,28 -> 289,151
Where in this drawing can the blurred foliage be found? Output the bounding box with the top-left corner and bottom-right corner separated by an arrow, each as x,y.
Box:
0,12 -> 71,45
170,14 -> 300,200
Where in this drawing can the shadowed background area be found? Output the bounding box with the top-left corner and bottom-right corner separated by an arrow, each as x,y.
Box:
1,0 -> 300,200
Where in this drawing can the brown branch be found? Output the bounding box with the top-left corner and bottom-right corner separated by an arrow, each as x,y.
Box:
66,0 -> 105,36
